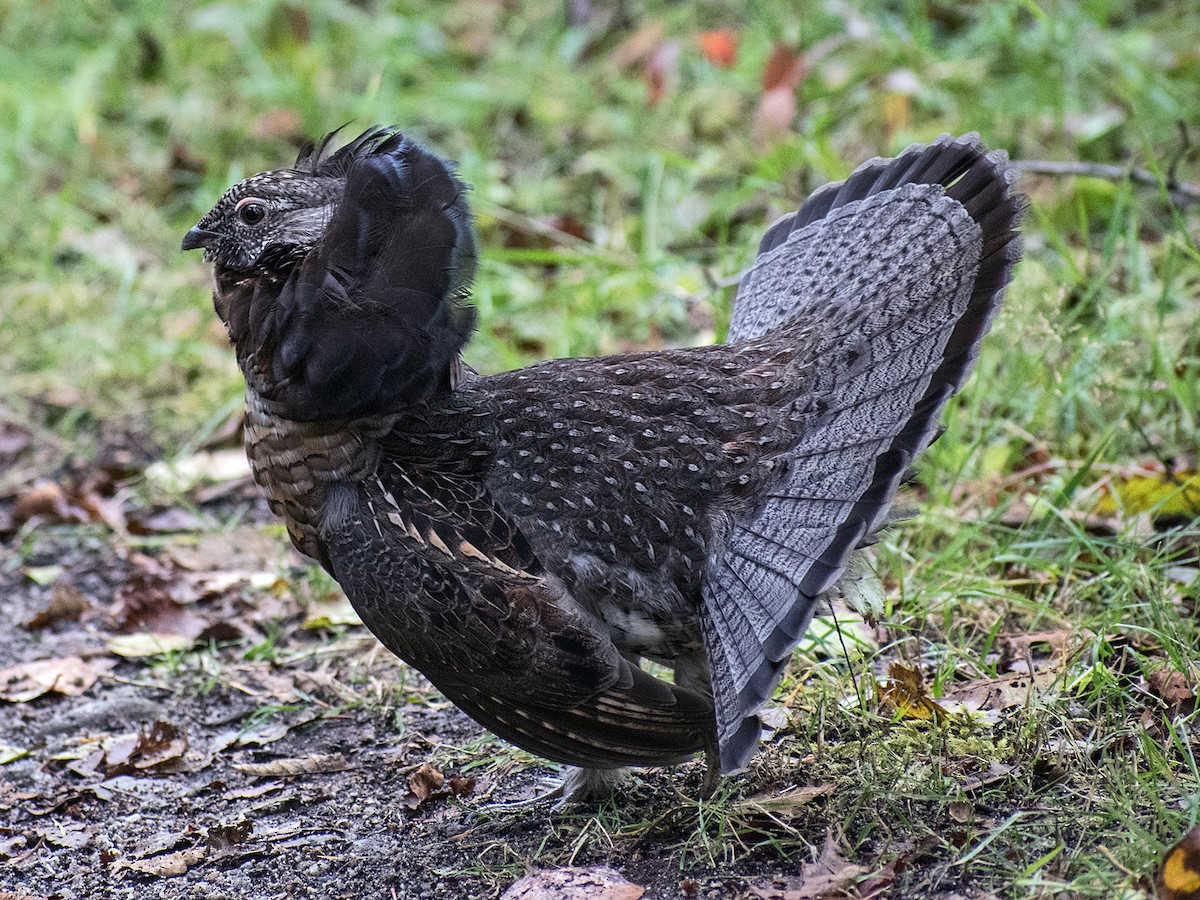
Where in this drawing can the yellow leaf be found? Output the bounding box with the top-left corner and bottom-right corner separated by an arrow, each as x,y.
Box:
1094,471 -> 1200,518
878,662 -> 947,722
1158,826 -> 1200,900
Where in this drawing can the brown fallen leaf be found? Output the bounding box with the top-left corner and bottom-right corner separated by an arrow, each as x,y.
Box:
113,845 -> 206,878
502,866 -> 645,900
762,42 -> 806,92
1148,667 -> 1197,713
232,753 -> 347,778
1157,826 -> 1200,900
754,43 -> 807,149
12,481 -> 77,525
405,761 -> 446,809
111,553 -> 206,634
751,833 -> 866,899
998,629 -> 1093,669
126,720 -> 188,772
448,774 -> 477,798
0,656 -> 114,702
877,662 -> 947,722
222,781 -> 284,801
25,581 -> 94,629
955,761 -> 1014,793
12,474 -> 125,532
938,668 -> 1059,718
206,817 -> 253,851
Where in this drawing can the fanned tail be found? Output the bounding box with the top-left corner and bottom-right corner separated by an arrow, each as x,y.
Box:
705,134 -> 1023,771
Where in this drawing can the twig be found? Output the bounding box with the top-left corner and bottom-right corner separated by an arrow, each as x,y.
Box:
1010,158 -> 1200,206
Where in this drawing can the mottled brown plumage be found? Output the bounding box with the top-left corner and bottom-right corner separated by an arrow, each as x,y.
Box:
184,128 -> 1022,796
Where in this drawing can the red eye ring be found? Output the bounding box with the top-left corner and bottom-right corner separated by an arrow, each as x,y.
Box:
235,196 -> 268,225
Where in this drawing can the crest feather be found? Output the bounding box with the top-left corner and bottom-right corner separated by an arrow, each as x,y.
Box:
294,125 -> 403,178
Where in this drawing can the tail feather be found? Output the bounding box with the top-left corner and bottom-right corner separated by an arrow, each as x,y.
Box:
706,134 -> 1023,771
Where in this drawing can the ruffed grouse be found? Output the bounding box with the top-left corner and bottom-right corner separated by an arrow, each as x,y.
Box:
183,128 -> 1022,797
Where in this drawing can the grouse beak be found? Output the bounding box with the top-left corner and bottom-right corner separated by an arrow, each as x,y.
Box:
181,226 -> 219,252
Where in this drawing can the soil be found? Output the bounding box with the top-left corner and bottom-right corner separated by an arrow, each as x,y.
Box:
0,488 -> 827,900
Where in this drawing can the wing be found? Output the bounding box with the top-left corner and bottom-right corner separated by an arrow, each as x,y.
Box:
704,134 -> 1024,770
258,130 -> 477,421
322,450 -> 714,769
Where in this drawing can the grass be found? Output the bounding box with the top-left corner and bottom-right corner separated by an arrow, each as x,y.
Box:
2,0 -> 1199,896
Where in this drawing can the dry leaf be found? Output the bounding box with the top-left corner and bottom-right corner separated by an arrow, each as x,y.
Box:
0,656 -> 112,702
1148,667 -> 1197,711
25,581 -> 93,629
1157,826 -> 1200,900
877,662 -> 947,722
128,721 -> 188,771
955,761 -> 1014,793
233,753 -> 347,778
221,782 -> 284,801
12,481 -> 76,525
753,43 -> 806,147
22,565 -> 62,586
761,43 -> 805,92
206,818 -> 253,851
303,596 -> 362,628
998,629 -> 1092,667
938,668 -> 1059,717
751,833 -> 866,899
145,449 -> 251,494
502,866 -> 645,900
698,29 -> 738,68
107,632 -> 195,658
0,888 -> 48,900
739,784 -> 835,816
113,845 -> 206,878
111,554 -> 206,632
405,761 -> 446,809
0,743 -> 29,765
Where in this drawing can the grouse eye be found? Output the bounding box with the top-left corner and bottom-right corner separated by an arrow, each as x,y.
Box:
235,197 -> 268,226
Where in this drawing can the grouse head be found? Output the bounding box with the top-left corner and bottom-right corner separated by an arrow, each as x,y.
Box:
180,167 -> 341,275
183,127 -> 478,422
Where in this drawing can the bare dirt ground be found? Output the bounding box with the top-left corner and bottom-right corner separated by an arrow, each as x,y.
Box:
0,461 -> 878,900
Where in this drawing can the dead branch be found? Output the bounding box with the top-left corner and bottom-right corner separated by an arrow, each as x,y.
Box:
1011,158 -> 1200,206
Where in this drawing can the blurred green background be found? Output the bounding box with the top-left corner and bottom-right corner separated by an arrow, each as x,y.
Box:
2,0 -> 1197,465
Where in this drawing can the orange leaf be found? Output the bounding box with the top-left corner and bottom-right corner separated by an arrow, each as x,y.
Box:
698,29 -> 738,68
